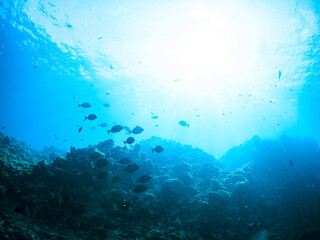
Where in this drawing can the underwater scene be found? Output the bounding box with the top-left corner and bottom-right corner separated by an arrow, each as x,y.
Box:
1,0 -> 320,239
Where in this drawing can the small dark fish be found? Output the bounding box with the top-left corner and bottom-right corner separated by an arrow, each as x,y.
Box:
151,116 -> 159,119
80,139 -> 84,141
124,163 -> 140,173
66,23 -> 72,28
103,103 -> 111,108
78,126 -> 83,133
111,176 -> 122,183
289,160 -> 294,166
152,145 -> 163,153
131,126 -> 144,134
73,96 -> 77,100
33,66 -> 37,68
173,79 -> 179,82
98,123 -> 107,127
155,125 -> 159,127
138,175 -> 152,183
78,102 -> 92,108
124,137 -> 135,145
134,185 -> 147,193
64,139 -> 67,142
196,115 -> 200,117
110,65 -> 113,69
1,126 -> 5,129
279,70 -> 282,80
95,159 -> 109,168
85,114 -> 97,121
179,120 -> 189,127
108,125 -> 123,134
105,92 -> 110,95
98,37 -> 102,40
91,127 -> 96,130
123,126 -> 131,134
120,158 -> 132,165
96,171 -> 109,179
131,113 -> 134,115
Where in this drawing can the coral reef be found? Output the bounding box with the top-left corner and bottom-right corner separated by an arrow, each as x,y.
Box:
0,132 -> 319,239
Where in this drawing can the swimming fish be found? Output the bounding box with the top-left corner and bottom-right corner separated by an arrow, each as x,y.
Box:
103,103 -> 111,108
110,65 -> 113,69
124,137 -> 135,145
130,126 -> 144,134
289,160 -> 294,166
78,102 -> 91,108
138,175 -> 152,183
98,123 -> 107,127
120,158 -> 132,165
279,70 -> 282,80
108,125 -> 123,134
151,116 -> 159,119
134,185 -> 147,193
95,159 -> 109,168
179,120 -> 189,127
98,37 -> 102,40
78,126 -> 83,133
123,163 -> 140,173
85,114 -> 97,121
151,145 -> 164,153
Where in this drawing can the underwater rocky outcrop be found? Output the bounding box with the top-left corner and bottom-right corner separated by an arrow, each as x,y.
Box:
0,131 -> 319,239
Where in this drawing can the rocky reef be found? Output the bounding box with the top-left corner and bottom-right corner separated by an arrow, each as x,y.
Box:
0,132 -> 319,239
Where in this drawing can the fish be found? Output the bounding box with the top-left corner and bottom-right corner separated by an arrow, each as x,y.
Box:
91,127 -> 96,130
279,70 -> 282,80
151,116 -> 159,119
85,114 -> 97,121
111,176 -> 122,183
105,92 -> 110,95
73,96 -> 77,100
103,103 -> 111,108
130,126 -> 144,134
173,79 -> 179,82
66,23 -> 72,28
120,158 -> 132,165
289,160 -> 294,166
151,145 -> 163,153
98,37 -> 102,40
78,102 -> 91,108
98,123 -> 107,127
155,125 -> 159,127
179,120 -> 189,127
96,171 -> 109,179
123,163 -> 140,173
108,125 -> 123,134
123,126 -> 131,134
110,65 -> 113,69
95,159 -> 109,168
33,66 -> 37,68
78,126 -> 83,133
138,175 -> 152,183
1,126 -> 5,129
133,185 -> 147,193
124,137 -> 135,145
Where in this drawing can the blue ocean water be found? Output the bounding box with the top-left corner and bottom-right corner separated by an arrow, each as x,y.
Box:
1,0 -> 320,157
1,1 -> 320,239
